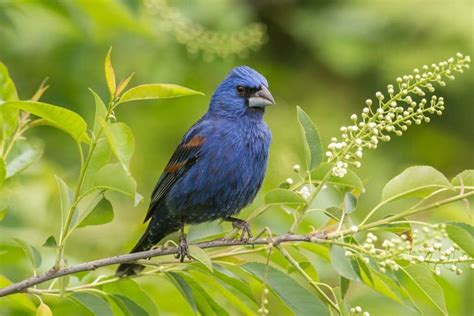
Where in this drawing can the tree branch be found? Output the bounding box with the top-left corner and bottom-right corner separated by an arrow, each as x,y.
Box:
1,190 -> 471,298
0,232 -> 327,297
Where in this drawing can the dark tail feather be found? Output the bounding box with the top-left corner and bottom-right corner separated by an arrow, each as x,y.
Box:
116,222 -> 172,277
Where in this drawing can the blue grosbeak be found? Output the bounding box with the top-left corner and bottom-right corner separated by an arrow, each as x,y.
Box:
116,66 -> 274,276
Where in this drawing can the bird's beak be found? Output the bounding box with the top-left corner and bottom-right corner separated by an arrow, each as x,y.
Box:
248,86 -> 275,108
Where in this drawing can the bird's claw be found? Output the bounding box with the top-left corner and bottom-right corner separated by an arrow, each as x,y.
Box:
231,219 -> 253,244
175,234 -> 191,262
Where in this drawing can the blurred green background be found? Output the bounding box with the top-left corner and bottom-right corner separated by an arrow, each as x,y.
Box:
1,0 -> 473,315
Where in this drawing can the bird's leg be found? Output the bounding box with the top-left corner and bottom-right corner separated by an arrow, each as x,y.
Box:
226,217 -> 253,242
175,222 -> 191,262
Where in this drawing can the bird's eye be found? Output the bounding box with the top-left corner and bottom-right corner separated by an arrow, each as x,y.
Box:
236,85 -> 245,95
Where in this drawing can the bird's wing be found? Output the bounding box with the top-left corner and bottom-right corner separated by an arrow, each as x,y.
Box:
143,134 -> 205,222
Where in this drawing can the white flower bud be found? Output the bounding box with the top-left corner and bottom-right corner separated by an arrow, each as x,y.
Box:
285,178 -> 294,185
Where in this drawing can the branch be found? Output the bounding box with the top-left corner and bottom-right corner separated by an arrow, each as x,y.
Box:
2,190 -> 471,298
0,232 -> 326,297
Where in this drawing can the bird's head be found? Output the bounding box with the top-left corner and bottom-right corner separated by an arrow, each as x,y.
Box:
209,66 -> 275,119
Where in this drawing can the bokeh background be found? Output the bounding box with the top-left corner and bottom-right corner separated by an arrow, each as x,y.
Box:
1,0 -> 473,315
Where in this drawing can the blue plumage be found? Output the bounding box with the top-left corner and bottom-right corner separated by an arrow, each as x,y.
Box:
116,66 -> 274,276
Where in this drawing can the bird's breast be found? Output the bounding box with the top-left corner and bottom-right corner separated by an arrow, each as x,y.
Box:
166,119 -> 271,222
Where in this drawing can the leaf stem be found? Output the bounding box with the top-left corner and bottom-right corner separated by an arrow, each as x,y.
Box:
56,100 -> 115,264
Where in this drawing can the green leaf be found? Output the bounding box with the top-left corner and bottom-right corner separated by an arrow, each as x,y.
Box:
0,157 -> 5,187
78,196 -> 114,228
118,84 -> 204,104
71,292 -> 113,316
189,268 -> 257,315
166,272 -> 197,314
264,188 -> 306,206
89,88 -> 108,136
104,279 -> 158,316
343,192 -> 357,213
0,275 -> 36,310
244,262 -> 329,316
55,175 -> 72,230
360,268 -> 409,305
382,166 -> 452,202
93,163 -> 136,198
340,276 -> 350,298
329,245 -> 359,281
324,207 -> 342,221
311,162 -> 364,190
82,138 -> 112,192
110,295 -> 148,316
42,235 -> 57,248
4,101 -> 90,143
309,184 -> 342,211
105,48 -> 116,97
36,302 -> 53,316
288,261 -> 319,282
103,122 -> 135,171
451,169 -> 474,187
296,106 -> 324,171
5,140 -> 43,178
0,62 -> 18,101
445,222 -> 474,257
116,73 -> 135,97
13,238 -> 42,269
213,264 -> 257,303
188,245 -> 213,272
355,257 -> 373,285
177,273 -> 228,315
297,243 -> 330,261
0,62 -> 19,139
397,265 -> 447,315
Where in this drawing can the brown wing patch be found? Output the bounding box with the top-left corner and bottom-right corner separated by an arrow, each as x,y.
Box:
184,135 -> 205,148
165,161 -> 186,173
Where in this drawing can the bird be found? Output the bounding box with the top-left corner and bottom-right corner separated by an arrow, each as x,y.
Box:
116,66 -> 275,277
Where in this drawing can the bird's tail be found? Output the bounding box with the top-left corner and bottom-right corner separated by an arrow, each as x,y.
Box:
116,220 -> 177,277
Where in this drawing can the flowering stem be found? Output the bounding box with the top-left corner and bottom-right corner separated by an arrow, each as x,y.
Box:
326,54 -> 470,177
328,190 -> 474,239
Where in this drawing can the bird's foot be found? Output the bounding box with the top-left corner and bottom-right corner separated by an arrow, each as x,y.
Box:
175,232 -> 191,262
227,217 -> 253,243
